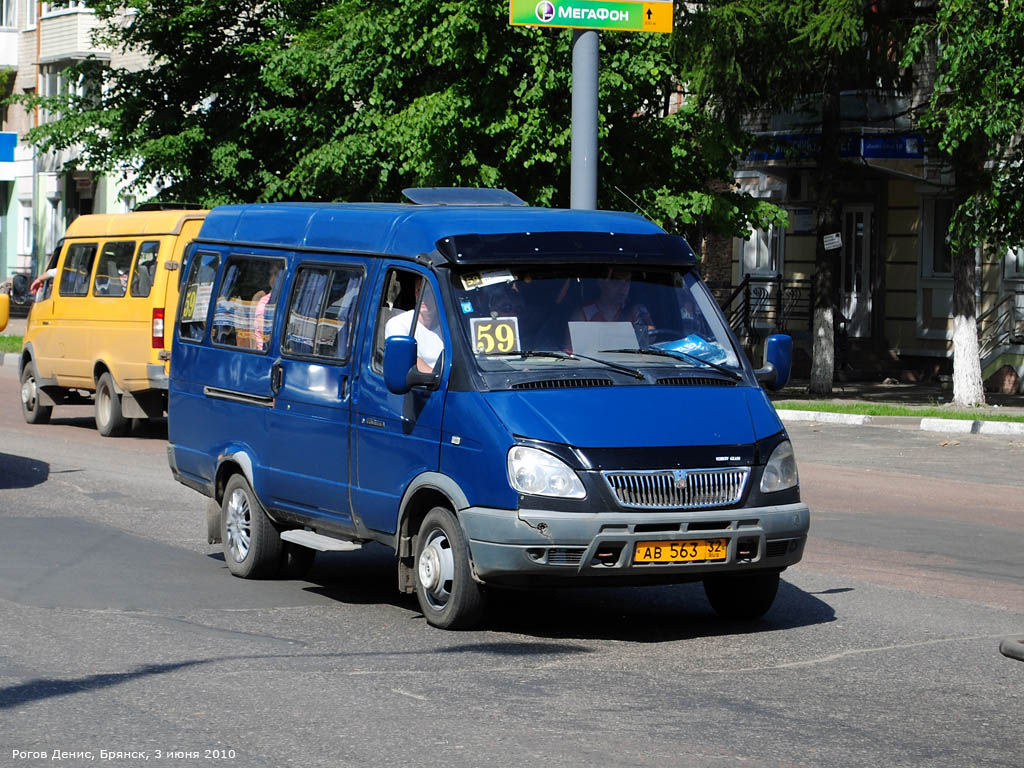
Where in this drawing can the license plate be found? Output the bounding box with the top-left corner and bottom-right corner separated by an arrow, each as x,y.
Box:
634,538 -> 728,563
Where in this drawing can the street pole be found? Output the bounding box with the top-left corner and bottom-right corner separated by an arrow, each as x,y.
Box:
570,29 -> 598,210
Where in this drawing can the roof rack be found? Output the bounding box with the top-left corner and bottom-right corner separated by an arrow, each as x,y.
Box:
402,187 -> 527,207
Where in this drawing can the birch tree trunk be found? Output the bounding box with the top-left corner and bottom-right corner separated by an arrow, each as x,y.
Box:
951,244 -> 986,406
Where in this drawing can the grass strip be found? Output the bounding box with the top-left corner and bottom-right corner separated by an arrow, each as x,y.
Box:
0,335 -> 22,354
773,400 -> 1024,423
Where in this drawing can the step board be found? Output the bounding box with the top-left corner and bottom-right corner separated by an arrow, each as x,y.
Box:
280,529 -> 363,552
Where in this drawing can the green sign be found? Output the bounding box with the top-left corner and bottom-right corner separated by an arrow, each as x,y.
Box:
510,0 -> 673,33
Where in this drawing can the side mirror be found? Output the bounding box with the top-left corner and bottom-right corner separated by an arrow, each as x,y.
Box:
383,335 -> 439,395
756,334 -> 792,391
0,293 -> 8,333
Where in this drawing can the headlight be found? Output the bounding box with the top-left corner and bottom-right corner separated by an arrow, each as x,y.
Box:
507,446 -> 586,499
760,440 -> 799,493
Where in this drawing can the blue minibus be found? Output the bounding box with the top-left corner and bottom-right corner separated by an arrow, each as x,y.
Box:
167,189 -> 809,628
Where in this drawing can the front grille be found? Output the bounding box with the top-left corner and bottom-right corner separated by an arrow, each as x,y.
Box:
547,548 -> 586,565
602,467 -> 749,510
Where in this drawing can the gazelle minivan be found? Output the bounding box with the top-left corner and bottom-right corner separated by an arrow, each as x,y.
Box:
167,190 -> 808,629
19,207 -> 207,435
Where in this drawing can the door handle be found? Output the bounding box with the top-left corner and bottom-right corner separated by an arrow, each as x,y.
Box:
270,361 -> 284,395
42,321 -> 50,325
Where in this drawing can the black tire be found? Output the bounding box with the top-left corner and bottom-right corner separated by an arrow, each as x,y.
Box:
20,360 -> 53,425
703,570 -> 781,621
221,474 -> 282,579
95,372 -> 129,436
279,543 -> 316,579
414,507 -> 484,629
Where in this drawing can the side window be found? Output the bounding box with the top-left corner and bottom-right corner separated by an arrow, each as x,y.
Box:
130,241 -> 160,297
179,251 -> 221,342
212,256 -> 286,353
93,241 -> 136,297
58,243 -> 97,297
283,265 -> 364,360
372,269 -> 444,374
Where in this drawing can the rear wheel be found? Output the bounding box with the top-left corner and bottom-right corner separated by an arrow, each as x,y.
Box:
703,570 -> 780,620
414,507 -> 484,629
20,360 -> 52,425
95,372 -> 129,436
221,474 -> 282,579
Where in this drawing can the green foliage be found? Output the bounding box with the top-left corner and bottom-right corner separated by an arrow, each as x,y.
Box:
907,0 -> 1024,253
7,0 -> 783,239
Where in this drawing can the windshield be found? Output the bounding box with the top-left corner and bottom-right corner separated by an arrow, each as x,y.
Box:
449,265 -> 742,378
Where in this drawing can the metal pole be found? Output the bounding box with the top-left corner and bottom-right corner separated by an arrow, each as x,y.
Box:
570,29 -> 598,210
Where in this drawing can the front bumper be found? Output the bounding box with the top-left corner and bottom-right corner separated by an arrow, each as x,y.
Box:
459,502 -> 809,586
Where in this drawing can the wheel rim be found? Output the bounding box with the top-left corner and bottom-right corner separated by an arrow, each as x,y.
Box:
418,527 -> 455,610
97,382 -> 113,425
21,374 -> 37,412
225,488 -> 252,563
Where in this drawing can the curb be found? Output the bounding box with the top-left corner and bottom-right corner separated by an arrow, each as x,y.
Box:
0,352 -> 18,368
778,409 -> 1024,436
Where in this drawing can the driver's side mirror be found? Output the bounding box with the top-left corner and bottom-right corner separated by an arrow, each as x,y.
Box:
0,293 -> 9,333
383,335 -> 439,395
755,334 -> 792,391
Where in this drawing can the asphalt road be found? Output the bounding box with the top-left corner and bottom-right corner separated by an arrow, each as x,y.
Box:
0,365 -> 1021,768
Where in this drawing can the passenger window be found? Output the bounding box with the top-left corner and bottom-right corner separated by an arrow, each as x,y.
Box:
372,269 -> 444,374
283,266 -> 364,360
212,256 -> 286,353
179,251 -> 221,342
130,241 -> 160,298
58,243 -> 98,297
92,241 -> 136,297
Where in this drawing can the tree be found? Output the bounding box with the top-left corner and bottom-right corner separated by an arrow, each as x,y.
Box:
906,0 -> 1024,407
11,0 -> 783,241
674,1 -> 916,393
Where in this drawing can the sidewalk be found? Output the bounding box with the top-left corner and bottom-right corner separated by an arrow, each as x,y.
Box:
772,379 -> 1024,436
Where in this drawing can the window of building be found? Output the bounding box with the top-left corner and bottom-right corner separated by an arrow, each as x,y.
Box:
921,197 -> 954,277
740,224 -> 783,276
179,251 -> 220,342
59,243 -> 97,297
211,256 -> 286,352
24,0 -> 35,27
283,265 -> 364,360
130,241 -> 160,297
19,204 -> 32,255
93,241 -> 135,297
1,0 -> 16,27
1007,247 -> 1024,280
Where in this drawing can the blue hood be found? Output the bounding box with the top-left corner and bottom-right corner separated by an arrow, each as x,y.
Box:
481,385 -> 783,448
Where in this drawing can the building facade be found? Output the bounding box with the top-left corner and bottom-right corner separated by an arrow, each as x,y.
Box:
1,0 -> 148,285
708,93 -> 1024,393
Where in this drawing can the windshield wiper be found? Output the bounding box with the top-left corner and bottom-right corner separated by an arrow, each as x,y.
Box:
487,350 -> 646,380
600,348 -> 743,381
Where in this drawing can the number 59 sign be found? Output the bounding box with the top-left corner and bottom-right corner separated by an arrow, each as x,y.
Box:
471,316 -> 522,355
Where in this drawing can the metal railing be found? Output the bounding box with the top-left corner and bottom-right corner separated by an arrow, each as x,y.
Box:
721,274 -> 814,340
978,291 -> 1024,360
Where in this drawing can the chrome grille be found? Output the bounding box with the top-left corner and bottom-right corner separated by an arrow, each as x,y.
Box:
602,467 -> 749,510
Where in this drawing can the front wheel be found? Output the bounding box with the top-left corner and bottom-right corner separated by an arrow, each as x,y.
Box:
703,570 -> 780,621
414,507 -> 484,629
20,360 -> 53,425
221,474 -> 282,579
95,372 -> 129,436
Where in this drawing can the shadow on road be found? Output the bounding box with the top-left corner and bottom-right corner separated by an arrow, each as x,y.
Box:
0,453 -> 50,489
44,415 -> 168,440
291,545 -> 836,642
